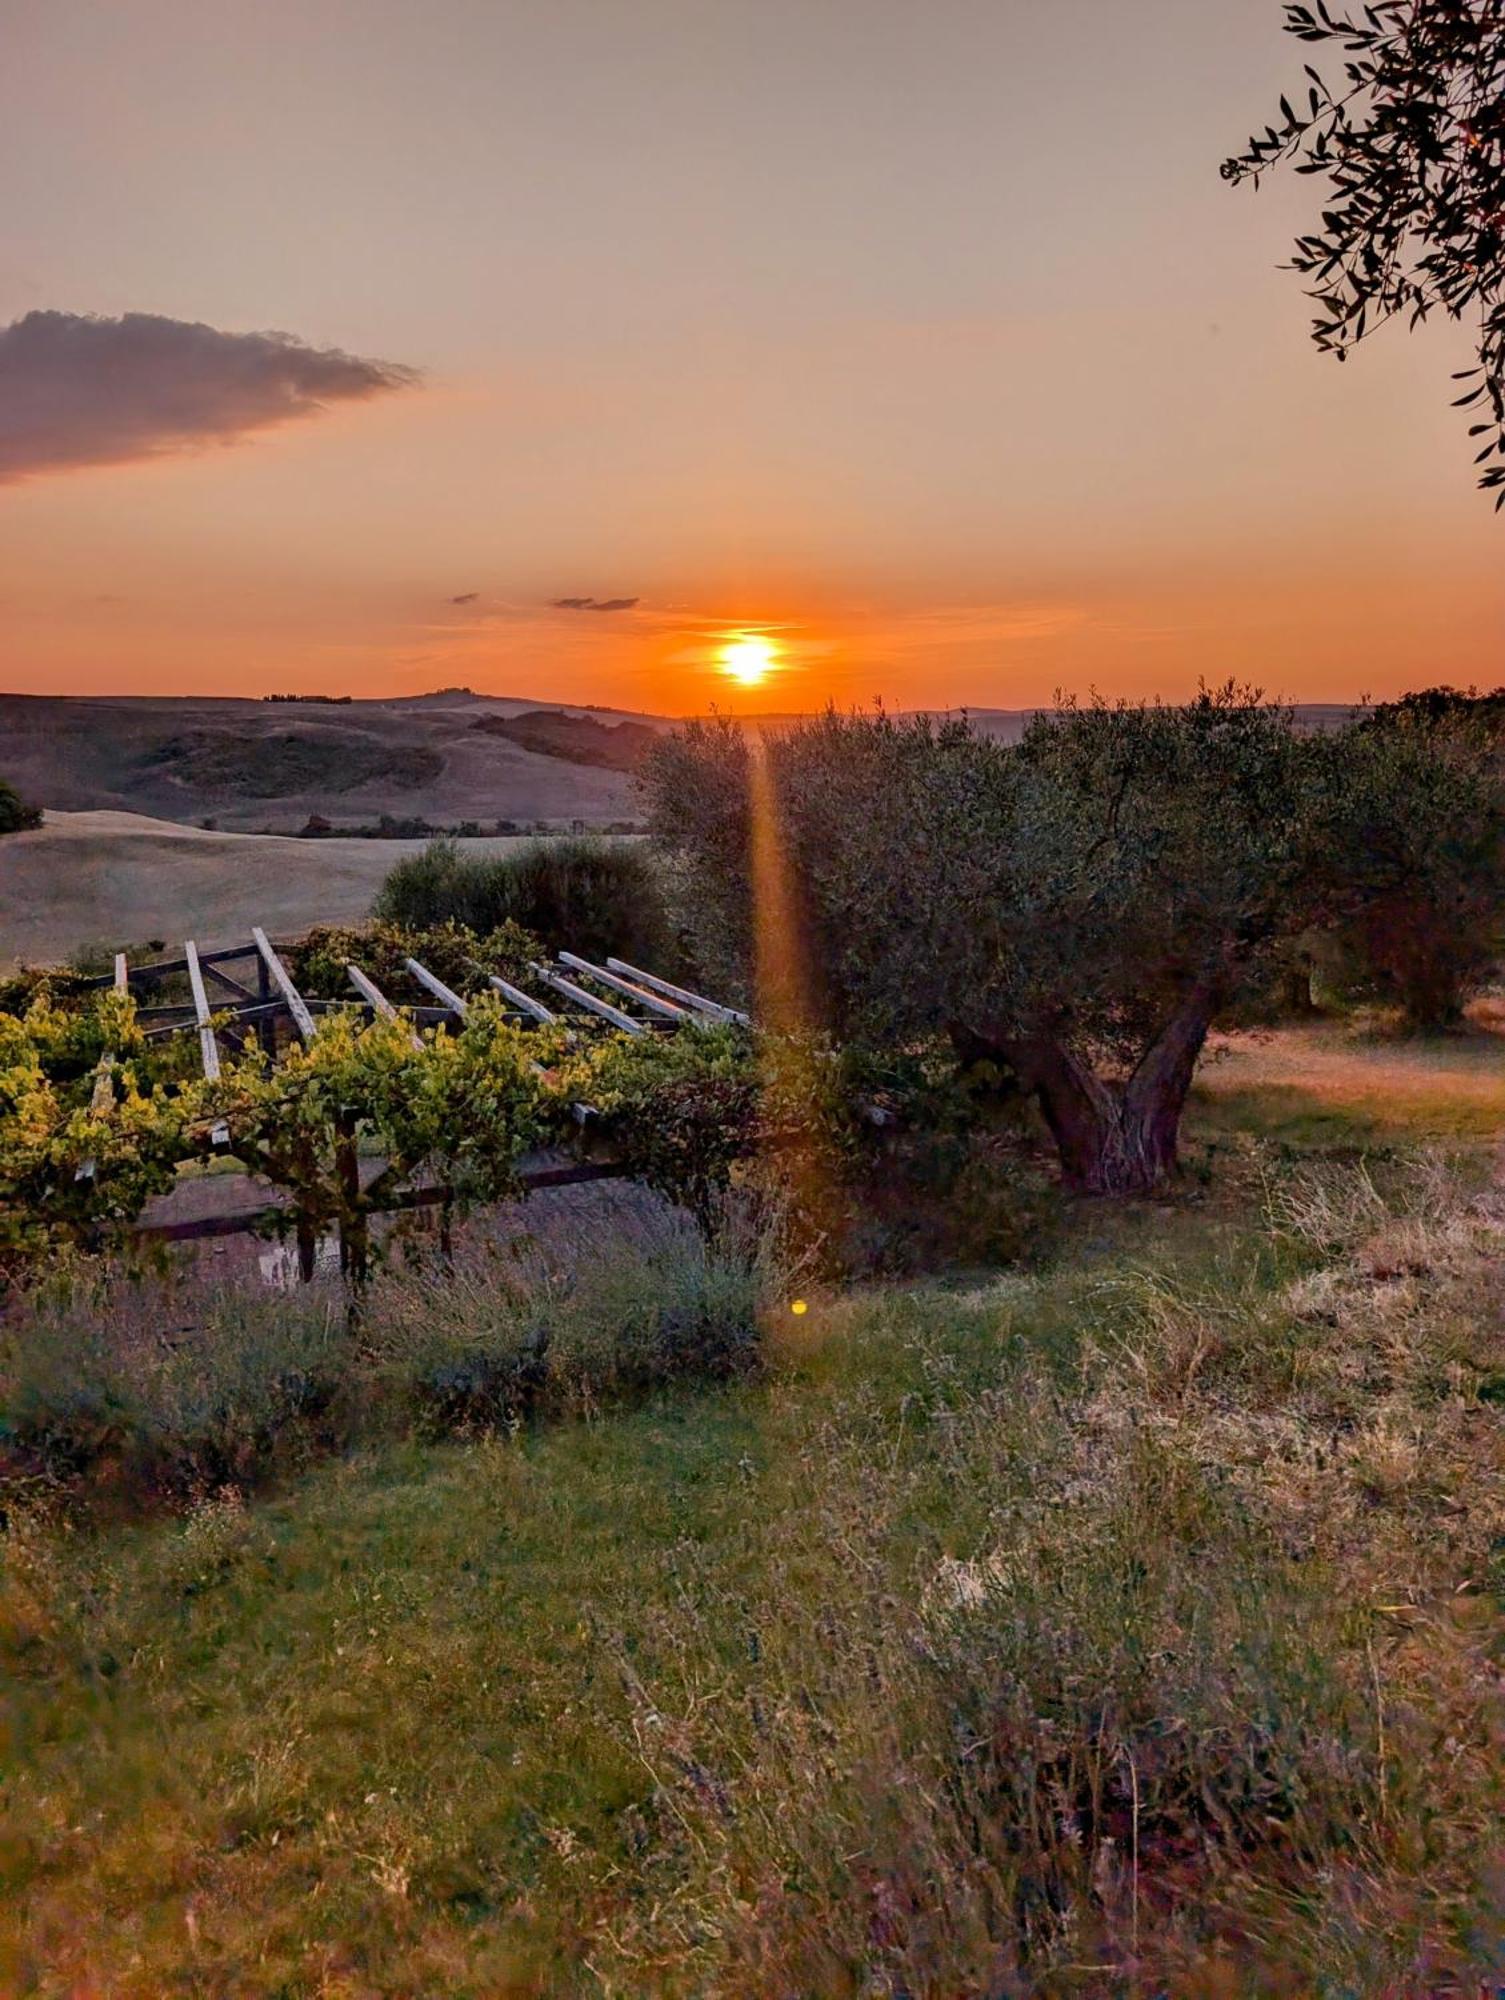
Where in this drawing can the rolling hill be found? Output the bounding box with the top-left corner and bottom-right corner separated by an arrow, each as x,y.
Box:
0,692 -> 661,834
0,810 -> 534,970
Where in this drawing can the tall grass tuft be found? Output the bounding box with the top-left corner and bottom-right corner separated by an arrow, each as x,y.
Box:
375,835 -> 670,965
1,1273 -> 347,1496
367,1205 -> 783,1427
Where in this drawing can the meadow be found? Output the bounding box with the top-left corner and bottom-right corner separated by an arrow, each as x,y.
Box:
4,1027 -> 1503,1996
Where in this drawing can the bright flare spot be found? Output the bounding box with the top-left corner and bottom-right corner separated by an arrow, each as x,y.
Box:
719,633 -> 777,686
790,1299 -> 808,1316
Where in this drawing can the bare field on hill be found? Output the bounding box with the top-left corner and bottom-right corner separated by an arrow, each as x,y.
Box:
0,810 -> 530,968
0,691 -> 644,833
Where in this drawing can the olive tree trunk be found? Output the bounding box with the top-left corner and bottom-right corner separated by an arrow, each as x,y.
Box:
965,978 -> 1219,1196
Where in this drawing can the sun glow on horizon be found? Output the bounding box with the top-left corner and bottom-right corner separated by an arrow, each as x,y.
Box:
718,632 -> 778,687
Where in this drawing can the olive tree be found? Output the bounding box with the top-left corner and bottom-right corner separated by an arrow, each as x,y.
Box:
1226,1 -> 1505,501
648,688 -> 1321,1195
1316,688 -> 1505,1026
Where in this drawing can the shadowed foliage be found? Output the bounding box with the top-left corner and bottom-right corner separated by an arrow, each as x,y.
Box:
375,834 -> 670,965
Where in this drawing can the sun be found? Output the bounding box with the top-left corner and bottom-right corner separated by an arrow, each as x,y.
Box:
718,633 -> 777,687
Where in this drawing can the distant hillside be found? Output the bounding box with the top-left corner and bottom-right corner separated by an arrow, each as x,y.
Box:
469,707 -> 660,772
0,811 -> 534,970
0,692 -> 1361,836
0,692 -> 659,833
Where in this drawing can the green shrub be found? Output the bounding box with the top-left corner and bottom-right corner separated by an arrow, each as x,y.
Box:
0,779 -> 41,836
375,836 -> 670,966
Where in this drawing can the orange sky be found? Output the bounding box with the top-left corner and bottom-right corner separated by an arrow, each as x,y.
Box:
2,0 -> 1502,716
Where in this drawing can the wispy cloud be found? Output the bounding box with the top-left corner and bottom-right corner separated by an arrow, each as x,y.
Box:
449,590 -> 479,605
0,310 -> 418,483
551,595 -> 640,613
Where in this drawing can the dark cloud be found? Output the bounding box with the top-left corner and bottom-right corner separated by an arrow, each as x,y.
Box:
0,310 -> 418,482
551,595 -> 640,613
449,591 -> 479,604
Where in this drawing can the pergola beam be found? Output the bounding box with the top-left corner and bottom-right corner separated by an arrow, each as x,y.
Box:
404,957 -> 468,1020
557,951 -> 689,1022
529,961 -> 645,1035
186,940 -> 232,1148
347,964 -> 422,1049
604,958 -> 749,1026
471,964 -> 558,1026
252,927 -> 317,1042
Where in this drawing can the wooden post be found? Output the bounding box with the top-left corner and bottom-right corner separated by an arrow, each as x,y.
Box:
295,1213 -> 318,1283
335,1107 -> 368,1291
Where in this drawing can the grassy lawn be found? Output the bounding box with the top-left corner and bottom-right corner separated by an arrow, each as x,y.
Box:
4,1029 -> 1505,1994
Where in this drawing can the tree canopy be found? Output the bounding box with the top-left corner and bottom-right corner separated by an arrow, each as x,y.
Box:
0,780 -> 41,836
1226,1 -> 1505,501
649,689 -> 1329,1193
647,690 -> 1505,1193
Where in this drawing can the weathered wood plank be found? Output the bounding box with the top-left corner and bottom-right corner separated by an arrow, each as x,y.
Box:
252,927 -> 317,1042
476,966 -> 557,1025
530,962 -> 645,1035
74,1056 -> 117,1182
347,964 -> 423,1049
604,958 -> 749,1026
186,940 -> 232,1148
404,957 -> 468,1019
557,951 -> 689,1022
113,952 -> 128,995
185,941 -> 222,1084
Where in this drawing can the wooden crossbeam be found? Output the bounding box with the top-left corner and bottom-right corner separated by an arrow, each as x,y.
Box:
80,942 -> 264,990
186,941 -> 232,1148
530,961 -> 645,1035
604,958 -> 749,1026
185,942 -> 222,1084
203,963 -> 259,1004
252,928 -> 317,1042
405,957 -> 468,1020
347,964 -> 422,1049
469,962 -> 558,1026
557,951 -> 689,1022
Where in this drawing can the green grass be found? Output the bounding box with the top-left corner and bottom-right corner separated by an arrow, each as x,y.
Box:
4,1032 -> 1505,1993
1188,1021 -> 1505,1151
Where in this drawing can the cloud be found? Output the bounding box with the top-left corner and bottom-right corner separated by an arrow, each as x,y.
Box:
0,310 -> 418,482
449,591 -> 479,604
551,595 -> 639,613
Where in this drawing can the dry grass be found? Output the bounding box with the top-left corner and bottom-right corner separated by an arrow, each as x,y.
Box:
3,1138 -> 1503,1993
1190,1017 -> 1505,1149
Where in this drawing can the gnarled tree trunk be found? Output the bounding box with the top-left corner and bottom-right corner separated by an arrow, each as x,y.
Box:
961,976 -> 1220,1196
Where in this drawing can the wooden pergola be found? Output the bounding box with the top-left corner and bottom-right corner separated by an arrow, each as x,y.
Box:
74,934 -> 748,1266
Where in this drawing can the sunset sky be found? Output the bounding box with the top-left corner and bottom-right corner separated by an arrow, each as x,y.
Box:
2,0 -> 1501,715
